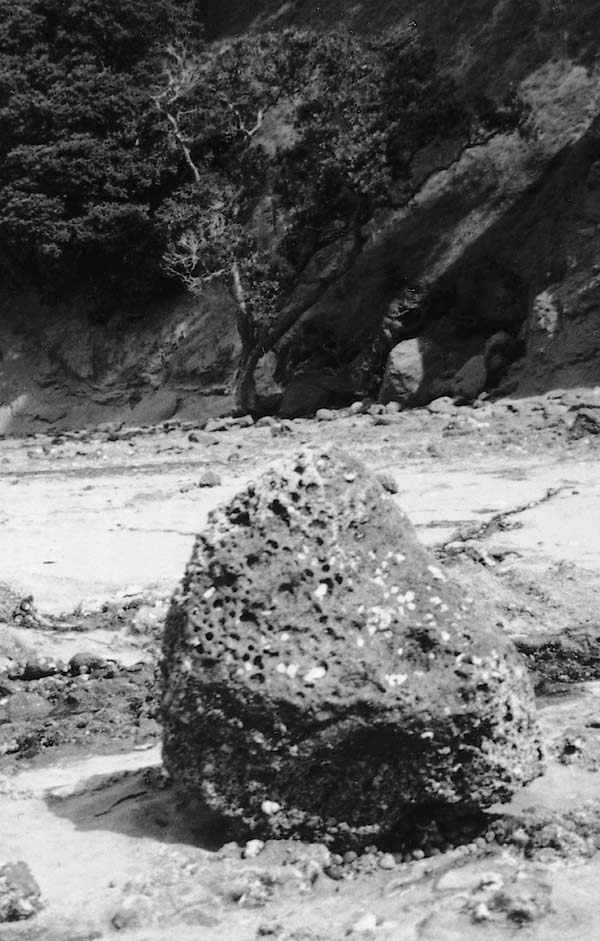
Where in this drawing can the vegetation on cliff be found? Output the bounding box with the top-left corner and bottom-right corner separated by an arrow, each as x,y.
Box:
0,0 -> 199,306
0,0 -> 525,407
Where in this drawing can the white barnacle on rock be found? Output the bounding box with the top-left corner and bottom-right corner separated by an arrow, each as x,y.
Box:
427,565 -> 447,582
202,586 -> 216,600
430,596 -> 442,606
395,553 -> 406,563
286,663 -> 299,679
440,630 -> 451,643
357,636 -> 365,649
384,673 -> 408,688
366,605 -> 393,634
304,666 -> 327,684
314,583 -> 329,600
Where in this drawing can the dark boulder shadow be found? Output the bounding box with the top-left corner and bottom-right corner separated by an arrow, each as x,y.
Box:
44,765 -> 236,851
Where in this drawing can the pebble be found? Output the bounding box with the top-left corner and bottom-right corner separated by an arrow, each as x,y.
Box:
378,853 -> 396,870
377,473 -> 399,494
0,861 -> 43,922
68,652 -> 107,676
243,839 -> 265,859
111,895 -> 154,931
352,912 -> 378,933
472,902 -> 492,922
198,470 -> 222,487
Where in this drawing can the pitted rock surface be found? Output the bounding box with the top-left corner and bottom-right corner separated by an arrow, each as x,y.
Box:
161,448 -> 543,847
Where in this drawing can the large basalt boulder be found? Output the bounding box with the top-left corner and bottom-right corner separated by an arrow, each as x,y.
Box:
161,449 -> 543,847
452,354 -> 487,402
279,368 -> 349,418
378,338 -> 424,406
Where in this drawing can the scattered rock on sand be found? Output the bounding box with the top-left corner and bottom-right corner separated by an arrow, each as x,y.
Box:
452,355 -> 487,403
378,339 -> 424,406
68,652 -> 107,676
198,470 -> 222,488
161,448 -> 543,848
0,861 -> 43,922
568,407 -> 600,440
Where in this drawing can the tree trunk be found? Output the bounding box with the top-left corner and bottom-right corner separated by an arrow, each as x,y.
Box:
232,224 -> 367,415
233,343 -> 263,413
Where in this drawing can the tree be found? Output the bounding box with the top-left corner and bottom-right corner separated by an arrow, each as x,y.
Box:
0,0 -> 200,306
155,28 -> 511,412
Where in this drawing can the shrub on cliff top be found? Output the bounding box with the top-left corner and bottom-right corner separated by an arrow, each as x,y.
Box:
0,0 -> 199,306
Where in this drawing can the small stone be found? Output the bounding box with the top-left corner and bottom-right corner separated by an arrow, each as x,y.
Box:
188,431 -> 210,444
510,827 -> 529,848
15,657 -> 60,681
568,408 -> 600,440
352,912 -> 378,933
315,408 -> 335,421
427,397 -> 456,414
270,420 -> 294,437
412,848 -> 425,860
0,691 -> 53,722
111,895 -> 154,931
472,902 -> 492,923
377,473 -> 398,494
243,839 -> 265,859
378,853 -> 396,870
349,401 -> 366,415
0,861 -> 43,922
198,470 -> 222,488
68,652 -> 107,676
261,800 -> 281,815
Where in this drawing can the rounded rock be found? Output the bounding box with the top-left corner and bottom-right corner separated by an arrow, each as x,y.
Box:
161,448 -> 543,848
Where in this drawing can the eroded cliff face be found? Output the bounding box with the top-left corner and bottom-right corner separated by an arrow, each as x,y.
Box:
2,0 -> 600,430
0,288 -> 240,433
202,0 -> 600,404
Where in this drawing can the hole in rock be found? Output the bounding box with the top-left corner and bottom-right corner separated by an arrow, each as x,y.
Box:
278,582 -> 296,594
240,609 -> 259,625
270,499 -> 291,524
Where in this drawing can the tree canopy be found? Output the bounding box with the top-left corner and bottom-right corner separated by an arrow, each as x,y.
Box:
0,0 -> 199,305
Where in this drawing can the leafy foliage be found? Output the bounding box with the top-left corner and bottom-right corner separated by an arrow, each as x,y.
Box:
0,0 -> 199,304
